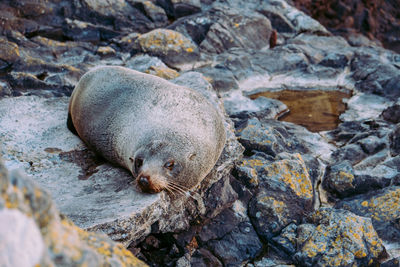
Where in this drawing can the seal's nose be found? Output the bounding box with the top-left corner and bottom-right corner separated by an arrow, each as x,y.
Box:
139,175 -> 150,188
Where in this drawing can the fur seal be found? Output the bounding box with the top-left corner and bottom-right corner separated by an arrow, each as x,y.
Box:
68,66 -> 226,194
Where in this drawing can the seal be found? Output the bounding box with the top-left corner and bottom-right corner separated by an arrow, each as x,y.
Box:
68,66 -> 226,194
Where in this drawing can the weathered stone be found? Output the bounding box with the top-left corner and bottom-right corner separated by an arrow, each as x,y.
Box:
336,186 -> 400,243
0,80 -> 12,96
382,104 -> 400,124
291,208 -> 387,266
0,38 -> 20,68
248,153 -> 314,239
323,160 -> 355,198
134,29 -> 200,70
199,8 -> 272,53
0,160 -> 146,267
76,0 -> 154,33
196,67 -> 239,93
352,49 -> 400,100
129,0 -> 169,27
97,46 -> 116,57
157,0 -> 201,19
390,125 -> 400,157
207,219 -> 263,266
190,248 -> 222,267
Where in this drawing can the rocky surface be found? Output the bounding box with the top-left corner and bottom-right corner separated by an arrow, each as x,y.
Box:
0,0 -> 400,266
0,159 -> 146,266
293,0 -> 400,53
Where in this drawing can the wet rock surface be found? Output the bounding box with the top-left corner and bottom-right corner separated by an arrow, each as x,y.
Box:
0,0 -> 400,266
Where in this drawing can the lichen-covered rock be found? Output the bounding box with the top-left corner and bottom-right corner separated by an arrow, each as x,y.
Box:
247,153 -> 314,239
0,38 -> 20,69
336,186 -> 400,242
290,208 -> 387,266
0,160 -> 146,267
133,29 -> 200,69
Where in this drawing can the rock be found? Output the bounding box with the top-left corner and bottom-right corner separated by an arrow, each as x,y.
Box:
195,67 -> 239,93
247,153 -> 314,240
76,0 -> 154,33
133,29 -> 200,70
156,0 -> 201,19
0,80 -> 12,96
341,93 -> 394,122
381,104 -> 400,124
336,186 -> 400,243
291,208 -> 387,266
97,46 -> 116,57
0,38 -> 20,69
199,7 -> 272,53
0,160 -> 146,267
292,0 -> 400,53
207,220 -> 263,266
389,125 -> 400,157
190,248 -> 222,267
257,0 -> 330,35
129,0 -> 169,28
351,49 -> 400,100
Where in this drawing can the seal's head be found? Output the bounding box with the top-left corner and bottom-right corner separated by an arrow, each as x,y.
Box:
129,136 -> 200,195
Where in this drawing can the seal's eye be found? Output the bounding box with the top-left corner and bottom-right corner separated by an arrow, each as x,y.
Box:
164,160 -> 174,170
135,158 -> 143,173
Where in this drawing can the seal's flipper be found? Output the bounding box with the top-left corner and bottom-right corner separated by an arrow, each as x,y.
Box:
67,113 -> 78,136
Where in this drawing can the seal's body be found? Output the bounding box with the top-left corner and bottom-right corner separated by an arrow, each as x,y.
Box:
68,66 -> 226,194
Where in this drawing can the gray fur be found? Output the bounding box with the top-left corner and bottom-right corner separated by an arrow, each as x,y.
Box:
69,66 -> 226,192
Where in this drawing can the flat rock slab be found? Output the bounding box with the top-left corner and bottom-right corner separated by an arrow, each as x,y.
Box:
0,96 -> 159,230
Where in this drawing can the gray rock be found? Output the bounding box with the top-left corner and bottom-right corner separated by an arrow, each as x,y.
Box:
207,220 -> 263,266
0,159 -> 146,266
199,8 -> 272,53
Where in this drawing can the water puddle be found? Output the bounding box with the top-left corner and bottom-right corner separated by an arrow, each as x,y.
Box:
248,90 -> 352,132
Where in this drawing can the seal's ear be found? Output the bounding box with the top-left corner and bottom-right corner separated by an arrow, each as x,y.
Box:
129,156 -> 134,162
189,153 -> 197,160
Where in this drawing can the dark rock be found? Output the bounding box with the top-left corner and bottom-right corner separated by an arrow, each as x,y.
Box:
352,50 -> 400,100
381,257 -> 400,267
190,248 -> 222,267
318,53 -> 349,68
357,135 -> 386,155
323,160 -> 356,198
336,186 -> 400,242
292,208 -> 387,266
292,0 -> 400,53
257,7 -> 295,33
130,0 -> 169,28
169,6 -> 273,54
0,81 -> 12,96
390,125 -> 400,157
198,208 -> 241,243
382,104 -> 400,124
235,118 -> 287,156
0,38 -> 20,69
195,67 -> 238,93
247,154 -> 314,240
157,0 -> 201,19
207,220 -> 263,266
203,175 -> 238,219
